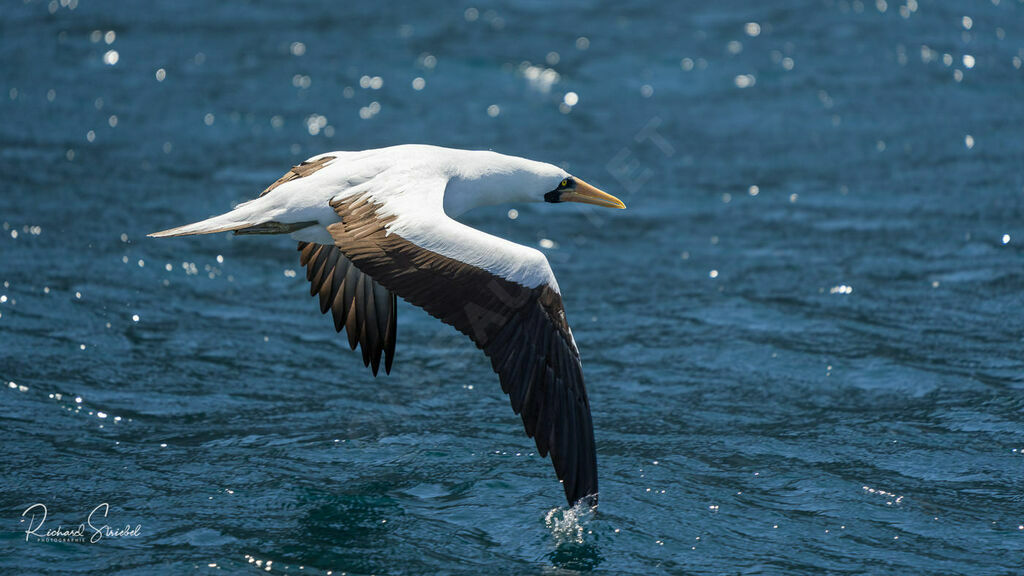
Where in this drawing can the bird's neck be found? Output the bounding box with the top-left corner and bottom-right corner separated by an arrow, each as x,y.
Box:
443,172 -> 535,217
440,148 -> 561,216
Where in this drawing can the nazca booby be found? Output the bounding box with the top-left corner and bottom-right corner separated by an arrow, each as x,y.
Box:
150,145 -> 626,506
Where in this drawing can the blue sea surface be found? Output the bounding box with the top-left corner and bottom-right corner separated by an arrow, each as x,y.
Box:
2,1 -> 1024,574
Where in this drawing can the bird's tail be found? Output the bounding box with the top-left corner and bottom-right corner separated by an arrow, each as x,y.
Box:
148,198 -> 313,238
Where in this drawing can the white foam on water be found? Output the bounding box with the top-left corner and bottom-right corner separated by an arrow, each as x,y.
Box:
544,499 -> 596,545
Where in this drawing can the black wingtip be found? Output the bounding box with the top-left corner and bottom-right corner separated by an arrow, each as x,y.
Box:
571,492 -> 598,509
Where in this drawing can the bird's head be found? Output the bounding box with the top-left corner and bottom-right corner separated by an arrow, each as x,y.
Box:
444,152 -> 626,215
502,158 -> 626,209
542,175 -> 626,210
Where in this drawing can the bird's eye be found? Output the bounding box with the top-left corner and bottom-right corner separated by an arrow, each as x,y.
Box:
560,178 -> 571,189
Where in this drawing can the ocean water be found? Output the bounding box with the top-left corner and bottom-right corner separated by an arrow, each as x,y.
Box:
2,0 -> 1024,573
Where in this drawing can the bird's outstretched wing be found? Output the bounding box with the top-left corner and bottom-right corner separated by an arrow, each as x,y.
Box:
296,242 -> 397,376
325,188 -> 598,506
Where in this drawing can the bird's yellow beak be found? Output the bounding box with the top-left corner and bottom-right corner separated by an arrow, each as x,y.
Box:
561,179 -> 626,209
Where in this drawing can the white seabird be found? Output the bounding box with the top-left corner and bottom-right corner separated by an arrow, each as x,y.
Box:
150,144 -> 626,506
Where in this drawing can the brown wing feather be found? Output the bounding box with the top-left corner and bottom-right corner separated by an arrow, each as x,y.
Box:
324,194 -> 598,506
260,156 -> 336,198
297,241 -> 397,376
